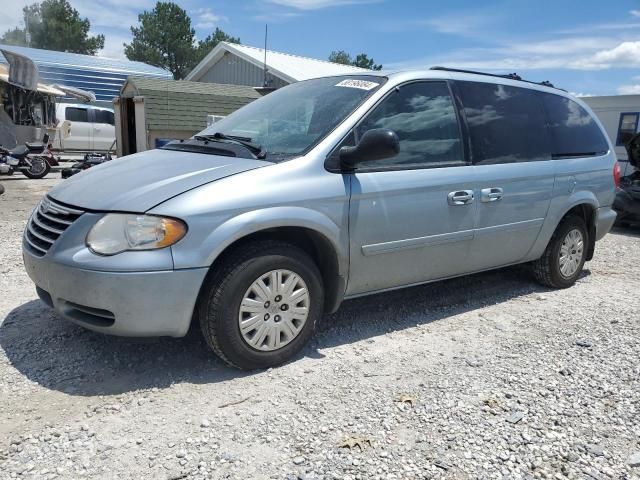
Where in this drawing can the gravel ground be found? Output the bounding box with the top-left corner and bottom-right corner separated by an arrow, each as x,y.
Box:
1,174 -> 639,480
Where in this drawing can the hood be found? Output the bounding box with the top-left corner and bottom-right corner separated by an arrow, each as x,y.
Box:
49,149 -> 270,211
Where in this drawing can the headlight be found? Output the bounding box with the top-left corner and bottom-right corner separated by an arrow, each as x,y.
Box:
87,214 -> 187,255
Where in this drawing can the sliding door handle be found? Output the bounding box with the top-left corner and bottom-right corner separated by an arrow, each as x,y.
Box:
448,190 -> 474,206
481,187 -> 504,202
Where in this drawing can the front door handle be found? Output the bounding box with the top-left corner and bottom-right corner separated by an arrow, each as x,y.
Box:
448,190 -> 474,206
481,187 -> 504,202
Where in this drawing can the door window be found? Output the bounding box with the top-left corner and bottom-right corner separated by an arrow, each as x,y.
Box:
355,81 -> 464,169
616,112 -> 639,146
65,107 -> 89,123
94,109 -> 115,125
541,93 -> 609,158
457,81 -> 551,164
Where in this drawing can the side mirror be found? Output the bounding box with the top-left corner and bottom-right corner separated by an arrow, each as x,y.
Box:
339,128 -> 400,169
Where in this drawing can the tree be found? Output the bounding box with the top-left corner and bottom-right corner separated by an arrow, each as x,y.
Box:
124,2 -> 196,79
195,27 -> 240,65
0,0 -> 104,55
0,28 -> 28,47
328,50 -> 353,65
352,53 -> 382,71
328,50 -> 382,70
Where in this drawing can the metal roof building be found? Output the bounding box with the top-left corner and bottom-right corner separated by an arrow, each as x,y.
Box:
0,44 -> 171,104
186,42 -> 369,88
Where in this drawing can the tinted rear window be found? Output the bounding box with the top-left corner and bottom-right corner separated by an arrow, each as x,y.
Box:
65,107 -> 88,123
457,81 -> 551,164
541,93 -> 609,158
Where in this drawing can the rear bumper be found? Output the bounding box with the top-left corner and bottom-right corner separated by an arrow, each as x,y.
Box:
595,206 -> 617,241
23,245 -> 208,337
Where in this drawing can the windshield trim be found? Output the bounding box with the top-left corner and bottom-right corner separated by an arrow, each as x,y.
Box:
197,75 -> 388,163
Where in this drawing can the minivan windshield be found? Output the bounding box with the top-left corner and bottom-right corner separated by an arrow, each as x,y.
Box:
196,75 -> 386,161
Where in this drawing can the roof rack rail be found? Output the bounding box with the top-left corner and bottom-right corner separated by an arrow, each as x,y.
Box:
430,66 -> 563,91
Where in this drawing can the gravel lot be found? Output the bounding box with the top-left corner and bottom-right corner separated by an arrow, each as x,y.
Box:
1,174 -> 639,480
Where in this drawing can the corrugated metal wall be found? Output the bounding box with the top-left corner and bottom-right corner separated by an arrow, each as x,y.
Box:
0,44 -> 171,103
200,52 -> 289,89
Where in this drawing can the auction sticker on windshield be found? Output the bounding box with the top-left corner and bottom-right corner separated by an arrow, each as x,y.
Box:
335,79 -> 380,91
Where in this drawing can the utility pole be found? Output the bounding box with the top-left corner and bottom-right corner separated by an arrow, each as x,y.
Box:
25,13 -> 31,47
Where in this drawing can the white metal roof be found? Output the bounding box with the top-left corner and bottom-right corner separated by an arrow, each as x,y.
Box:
186,42 -> 370,83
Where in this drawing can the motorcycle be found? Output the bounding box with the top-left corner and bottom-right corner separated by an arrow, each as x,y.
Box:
61,150 -> 113,179
0,134 -> 58,179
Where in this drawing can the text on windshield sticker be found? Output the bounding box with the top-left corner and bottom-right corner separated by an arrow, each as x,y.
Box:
335,79 -> 379,91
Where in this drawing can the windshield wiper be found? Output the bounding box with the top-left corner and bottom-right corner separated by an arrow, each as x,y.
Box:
194,132 -> 266,159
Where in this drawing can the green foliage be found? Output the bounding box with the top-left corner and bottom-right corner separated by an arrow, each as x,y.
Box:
0,28 -> 28,47
352,53 -> 382,71
0,0 -> 104,55
328,50 -> 382,70
124,2 -> 241,79
124,2 -> 196,79
195,27 -> 240,65
328,50 -> 353,65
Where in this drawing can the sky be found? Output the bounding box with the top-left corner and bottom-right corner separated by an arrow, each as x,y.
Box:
2,0 -> 640,96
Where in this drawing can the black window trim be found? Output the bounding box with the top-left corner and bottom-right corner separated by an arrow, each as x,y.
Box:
616,111 -> 639,147
324,79 -> 470,174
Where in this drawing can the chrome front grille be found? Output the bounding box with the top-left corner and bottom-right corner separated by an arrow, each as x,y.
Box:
25,197 -> 84,257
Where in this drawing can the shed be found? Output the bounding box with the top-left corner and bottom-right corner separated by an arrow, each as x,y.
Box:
114,76 -> 263,156
186,41 -> 369,88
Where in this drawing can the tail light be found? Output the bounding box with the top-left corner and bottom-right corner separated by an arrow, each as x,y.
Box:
613,162 -> 621,188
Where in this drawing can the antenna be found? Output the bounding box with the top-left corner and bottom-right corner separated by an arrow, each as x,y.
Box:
263,24 -> 268,88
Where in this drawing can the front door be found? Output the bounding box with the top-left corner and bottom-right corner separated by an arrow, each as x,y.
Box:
345,81 -> 477,296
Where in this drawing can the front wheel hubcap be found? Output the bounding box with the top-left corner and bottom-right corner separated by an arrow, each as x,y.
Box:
238,269 -> 310,351
559,228 -> 584,278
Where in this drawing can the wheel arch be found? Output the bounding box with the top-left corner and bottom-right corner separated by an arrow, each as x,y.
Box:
196,207 -> 348,315
550,198 -> 598,261
529,192 -> 599,263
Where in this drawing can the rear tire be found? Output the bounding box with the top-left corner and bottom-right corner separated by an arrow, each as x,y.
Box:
532,215 -> 588,289
22,157 -> 50,179
198,240 -> 324,370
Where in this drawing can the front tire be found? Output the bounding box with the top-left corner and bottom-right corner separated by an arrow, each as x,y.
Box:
532,215 -> 588,289
198,241 -> 324,370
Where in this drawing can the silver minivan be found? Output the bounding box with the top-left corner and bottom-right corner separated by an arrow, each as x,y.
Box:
23,68 -> 618,369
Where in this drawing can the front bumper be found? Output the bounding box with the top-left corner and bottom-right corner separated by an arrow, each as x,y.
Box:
23,245 -> 208,337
